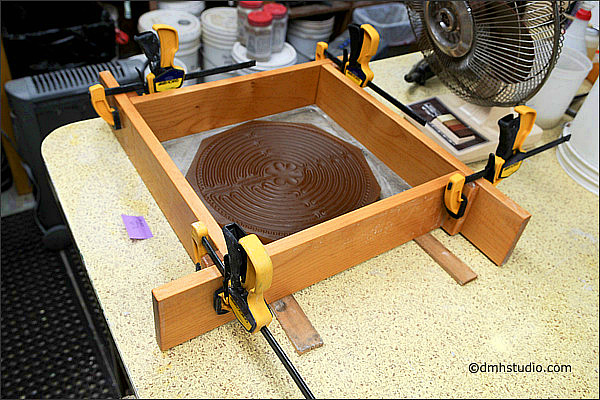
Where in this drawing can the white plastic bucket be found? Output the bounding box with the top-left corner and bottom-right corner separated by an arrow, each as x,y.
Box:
287,16 -> 334,63
287,31 -> 331,63
231,42 -> 297,75
201,7 -> 237,81
138,9 -> 202,72
557,77 -> 599,194
157,1 -> 205,21
526,46 -> 593,129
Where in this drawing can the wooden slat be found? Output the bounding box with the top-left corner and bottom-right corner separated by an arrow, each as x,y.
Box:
99,72 -> 227,260
271,295 -> 324,355
414,233 -> 477,285
131,61 -> 327,142
152,174 -> 452,350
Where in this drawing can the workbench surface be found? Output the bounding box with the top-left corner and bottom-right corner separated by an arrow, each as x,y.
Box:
42,53 -> 599,398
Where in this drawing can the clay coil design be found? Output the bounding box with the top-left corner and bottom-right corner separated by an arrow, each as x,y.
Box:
186,121 -> 381,243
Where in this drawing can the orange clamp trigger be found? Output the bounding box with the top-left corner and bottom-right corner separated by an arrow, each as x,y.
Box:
513,105 -> 536,153
89,84 -> 118,128
191,221 -> 209,264
444,173 -> 466,216
315,42 -> 328,61
152,24 -> 179,69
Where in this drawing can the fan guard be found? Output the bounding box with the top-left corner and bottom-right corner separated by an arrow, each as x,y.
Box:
407,1 -> 569,107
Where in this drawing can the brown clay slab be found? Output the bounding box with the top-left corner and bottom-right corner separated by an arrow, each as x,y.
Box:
186,121 -> 380,243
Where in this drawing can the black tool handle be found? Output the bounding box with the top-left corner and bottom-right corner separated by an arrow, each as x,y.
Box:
134,31 -> 161,74
261,326 -> 315,399
184,60 -> 256,80
347,23 -> 363,68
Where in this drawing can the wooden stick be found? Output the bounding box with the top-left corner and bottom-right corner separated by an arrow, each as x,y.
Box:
271,295 -> 323,355
414,233 -> 477,286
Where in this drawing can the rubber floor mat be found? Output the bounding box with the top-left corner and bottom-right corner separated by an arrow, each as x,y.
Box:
1,210 -> 119,399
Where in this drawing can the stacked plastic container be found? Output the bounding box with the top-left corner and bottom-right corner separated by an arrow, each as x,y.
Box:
287,16 -> 334,63
200,7 -> 238,81
233,2 -> 296,76
231,42 -> 296,76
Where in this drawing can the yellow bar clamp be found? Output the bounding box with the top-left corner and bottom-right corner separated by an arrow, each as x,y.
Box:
89,84 -> 120,129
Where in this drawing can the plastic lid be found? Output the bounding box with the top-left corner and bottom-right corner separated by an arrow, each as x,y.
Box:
200,7 -> 237,35
232,41 -> 296,69
239,1 -> 263,9
138,10 -> 201,43
157,1 -> 206,15
247,11 -> 272,27
575,7 -> 592,21
263,3 -> 287,18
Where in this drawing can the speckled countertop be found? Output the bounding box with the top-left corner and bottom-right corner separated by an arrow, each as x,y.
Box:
42,53 -> 598,398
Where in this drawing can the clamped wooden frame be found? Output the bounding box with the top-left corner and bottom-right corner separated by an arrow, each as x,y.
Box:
95,59 -> 530,351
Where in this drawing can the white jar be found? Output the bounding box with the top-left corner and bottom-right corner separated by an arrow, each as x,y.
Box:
245,11 -> 273,62
237,1 -> 263,46
263,3 -> 288,53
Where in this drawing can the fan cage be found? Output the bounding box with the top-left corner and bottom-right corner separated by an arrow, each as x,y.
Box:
407,1 -> 571,107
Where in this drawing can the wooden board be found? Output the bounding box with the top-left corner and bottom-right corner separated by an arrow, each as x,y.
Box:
131,62 -> 326,142
314,65 -> 530,265
414,233 -> 477,286
152,174 -> 451,350
271,295 -> 324,355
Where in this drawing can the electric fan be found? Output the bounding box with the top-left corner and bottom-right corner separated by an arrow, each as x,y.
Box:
405,1 -> 570,162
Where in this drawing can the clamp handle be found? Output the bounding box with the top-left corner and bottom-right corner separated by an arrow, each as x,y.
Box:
238,234 -> 273,333
89,84 -> 120,129
345,23 -> 379,87
153,24 -> 179,70
134,31 -> 161,74
512,105 -> 536,154
493,105 -> 537,184
315,41 -> 328,61
215,224 -> 273,334
144,24 -> 185,93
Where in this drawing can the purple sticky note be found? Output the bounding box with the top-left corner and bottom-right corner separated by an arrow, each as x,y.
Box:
121,214 -> 153,239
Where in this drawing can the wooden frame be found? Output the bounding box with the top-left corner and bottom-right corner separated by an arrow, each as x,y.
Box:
99,60 -> 530,351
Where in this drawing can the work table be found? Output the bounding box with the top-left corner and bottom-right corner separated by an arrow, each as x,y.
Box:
42,53 -> 599,398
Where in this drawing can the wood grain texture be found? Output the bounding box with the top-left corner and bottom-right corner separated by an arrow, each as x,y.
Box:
131,61 -> 328,142
459,179 -> 531,265
414,233 -> 477,285
152,174 -> 452,349
271,295 -> 323,355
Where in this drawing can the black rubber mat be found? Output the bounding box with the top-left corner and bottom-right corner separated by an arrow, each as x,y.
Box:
1,210 -> 120,399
